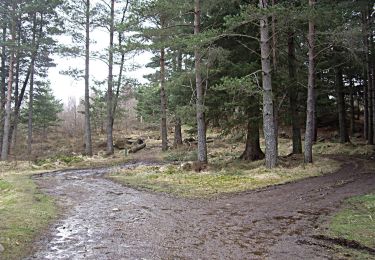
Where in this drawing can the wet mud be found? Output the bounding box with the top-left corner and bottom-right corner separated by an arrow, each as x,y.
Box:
27,157 -> 375,259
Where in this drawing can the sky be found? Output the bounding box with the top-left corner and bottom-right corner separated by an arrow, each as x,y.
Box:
49,5 -> 154,105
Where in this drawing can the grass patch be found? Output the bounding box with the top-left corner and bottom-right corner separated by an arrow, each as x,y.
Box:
328,194 -> 375,249
313,141 -> 375,156
34,154 -> 84,166
0,171 -> 57,260
0,153 -> 135,259
164,148 -> 197,162
108,156 -> 340,197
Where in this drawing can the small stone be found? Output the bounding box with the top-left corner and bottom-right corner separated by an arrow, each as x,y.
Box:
112,208 -> 121,212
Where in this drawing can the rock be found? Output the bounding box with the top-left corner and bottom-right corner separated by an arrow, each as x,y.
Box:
112,208 -> 121,212
0,243 -> 4,253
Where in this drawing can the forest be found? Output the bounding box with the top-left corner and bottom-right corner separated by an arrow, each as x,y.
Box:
0,0 -> 375,259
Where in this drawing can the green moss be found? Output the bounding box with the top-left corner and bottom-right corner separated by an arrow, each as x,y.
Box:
0,173 -> 57,260
329,194 -> 375,250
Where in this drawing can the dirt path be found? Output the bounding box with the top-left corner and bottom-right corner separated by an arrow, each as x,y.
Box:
27,157 -> 375,260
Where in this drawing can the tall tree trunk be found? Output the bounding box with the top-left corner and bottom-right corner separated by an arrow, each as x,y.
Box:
112,0 -> 129,128
349,79 -> 355,135
370,16 -> 375,144
336,68 -> 350,143
160,46 -> 168,151
364,72 -> 369,139
27,56 -> 35,159
363,9 -> 373,144
194,0 -> 207,163
271,0 -> 278,156
288,30 -> 302,154
174,117 -> 183,147
373,67 -> 375,143
356,91 -> 360,121
11,19 -> 21,152
0,25 -> 6,154
259,0 -> 277,168
174,51 -> 183,147
84,0 -> 93,156
313,102 -> 318,142
9,65 -> 31,149
1,2 -> 16,161
368,75 -> 373,144
106,0 -> 115,155
241,100 -> 265,161
0,26 -> 5,110
27,13 -> 40,159
304,0 -> 316,163
25,13 -> 43,158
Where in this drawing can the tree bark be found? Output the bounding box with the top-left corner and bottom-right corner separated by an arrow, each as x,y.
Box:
194,0 -> 207,163
304,0 -> 316,163
349,78 -> 355,135
336,68 -> 350,143
373,66 -> 375,143
368,74 -> 373,144
287,30 -> 302,154
259,0 -> 277,168
9,63 -> 31,149
27,13 -> 45,158
356,91 -> 360,121
106,0 -> 115,155
363,9 -> 373,144
174,51 -> 183,147
10,17 -> 21,152
241,100 -> 265,161
362,10 -> 370,142
112,1 -> 129,128
364,72 -> 369,139
0,25 -> 6,154
160,45 -> 168,151
271,0 -> 279,158
84,0 -> 93,156
1,2 -> 16,161
27,56 -> 35,159
370,15 -> 375,144
174,117 -> 183,147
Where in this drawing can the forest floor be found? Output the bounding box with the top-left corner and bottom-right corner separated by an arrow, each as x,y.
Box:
21,155 -> 375,260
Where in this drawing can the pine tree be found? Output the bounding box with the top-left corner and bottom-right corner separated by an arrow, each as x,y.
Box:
304,0 -> 316,163
259,0 -> 277,168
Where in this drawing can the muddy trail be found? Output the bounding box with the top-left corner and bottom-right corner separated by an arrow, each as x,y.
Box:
26,157 -> 375,260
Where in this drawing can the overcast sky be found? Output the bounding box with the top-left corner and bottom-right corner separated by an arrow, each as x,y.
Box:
49,2 -> 154,104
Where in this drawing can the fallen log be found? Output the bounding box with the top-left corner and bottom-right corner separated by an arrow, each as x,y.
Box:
114,138 -> 144,150
129,143 -> 146,153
